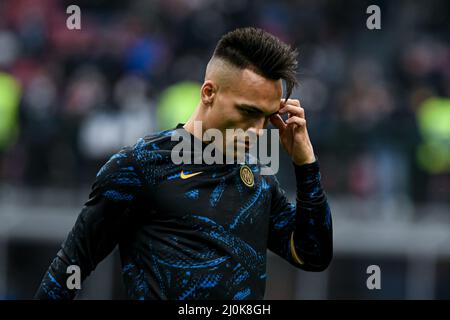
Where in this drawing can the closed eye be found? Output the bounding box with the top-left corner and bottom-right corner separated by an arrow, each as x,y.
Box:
240,108 -> 256,115
237,105 -> 262,116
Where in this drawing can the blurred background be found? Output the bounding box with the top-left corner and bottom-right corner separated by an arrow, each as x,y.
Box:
0,0 -> 449,299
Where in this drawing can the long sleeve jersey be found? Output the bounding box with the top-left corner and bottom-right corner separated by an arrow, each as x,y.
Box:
35,124 -> 332,300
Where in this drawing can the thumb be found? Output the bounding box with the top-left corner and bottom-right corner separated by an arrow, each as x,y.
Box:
269,114 -> 286,133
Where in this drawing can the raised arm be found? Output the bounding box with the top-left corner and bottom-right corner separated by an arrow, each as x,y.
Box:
267,98 -> 333,271
267,160 -> 332,271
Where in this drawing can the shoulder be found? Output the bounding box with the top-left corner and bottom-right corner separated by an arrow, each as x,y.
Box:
95,128 -> 176,185
130,128 -> 177,164
129,127 -> 182,169
123,127 -> 187,186
89,128 -> 183,204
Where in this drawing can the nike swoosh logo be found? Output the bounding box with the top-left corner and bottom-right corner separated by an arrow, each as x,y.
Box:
180,170 -> 203,179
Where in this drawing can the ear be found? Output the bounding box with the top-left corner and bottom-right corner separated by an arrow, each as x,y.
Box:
200,80 -> 216,106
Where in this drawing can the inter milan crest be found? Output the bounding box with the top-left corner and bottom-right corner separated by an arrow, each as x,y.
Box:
240,165 -> 254,188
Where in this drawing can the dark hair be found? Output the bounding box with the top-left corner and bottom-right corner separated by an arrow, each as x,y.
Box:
213,27 -> 299,99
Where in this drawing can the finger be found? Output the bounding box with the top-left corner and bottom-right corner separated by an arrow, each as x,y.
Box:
281,99 -> 301,108
269,113 -> 287,132
279,104 -> 305,118
285,116 -> 306,127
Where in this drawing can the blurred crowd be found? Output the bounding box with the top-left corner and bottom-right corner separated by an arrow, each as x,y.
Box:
0,0 -> 449,205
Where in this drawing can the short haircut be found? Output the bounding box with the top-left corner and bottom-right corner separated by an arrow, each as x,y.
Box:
212,27 -> 299,100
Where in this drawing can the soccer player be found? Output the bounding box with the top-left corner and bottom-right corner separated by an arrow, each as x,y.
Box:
35,27 -> 332,300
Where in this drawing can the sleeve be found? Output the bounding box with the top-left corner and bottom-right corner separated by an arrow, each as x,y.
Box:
34,147 -> 147,299
267,160 -> 333,271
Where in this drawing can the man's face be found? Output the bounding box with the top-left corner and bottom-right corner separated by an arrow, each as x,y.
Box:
204,68 -> 283,157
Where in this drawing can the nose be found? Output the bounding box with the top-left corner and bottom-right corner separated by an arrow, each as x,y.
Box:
248,118 -> 265,137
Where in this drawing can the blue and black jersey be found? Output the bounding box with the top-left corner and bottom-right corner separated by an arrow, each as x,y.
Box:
35,124 -> 332,300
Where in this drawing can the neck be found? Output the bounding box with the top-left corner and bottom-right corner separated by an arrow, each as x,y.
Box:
183,103 -> 208,141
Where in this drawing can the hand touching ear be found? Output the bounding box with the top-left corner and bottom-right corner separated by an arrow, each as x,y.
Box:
270,99 -> 316,166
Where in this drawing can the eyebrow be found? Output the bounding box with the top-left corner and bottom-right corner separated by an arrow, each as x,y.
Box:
236,103 -> 278,117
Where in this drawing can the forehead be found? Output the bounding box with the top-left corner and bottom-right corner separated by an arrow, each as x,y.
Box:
227,68 -> 282,112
